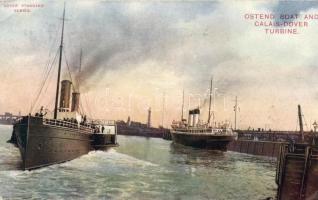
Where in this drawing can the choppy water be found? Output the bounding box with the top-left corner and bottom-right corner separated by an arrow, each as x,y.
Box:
0,125 -> 277,199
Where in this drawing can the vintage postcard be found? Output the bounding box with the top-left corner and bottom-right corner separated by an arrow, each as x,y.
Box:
0,0 -> 317,199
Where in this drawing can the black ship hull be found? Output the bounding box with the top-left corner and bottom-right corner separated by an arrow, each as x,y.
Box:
91,133 -> 118,150
171,131 -> 234,151
13,116 -> 92,170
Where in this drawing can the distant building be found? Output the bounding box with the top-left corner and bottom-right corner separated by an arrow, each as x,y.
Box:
0,112 -> 19,125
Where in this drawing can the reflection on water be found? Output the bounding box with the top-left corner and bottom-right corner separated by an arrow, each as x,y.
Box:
0,126 -> 277,199
170,143 -> 226,166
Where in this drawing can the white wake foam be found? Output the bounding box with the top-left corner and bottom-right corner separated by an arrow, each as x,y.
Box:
59,149 -> 158,171
90,149 -> 158,166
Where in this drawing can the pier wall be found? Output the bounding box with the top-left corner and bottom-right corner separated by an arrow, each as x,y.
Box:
228,140 -> 285,158
117,131 -> 164,138
236,130 -> 316,144
116,121 -> 170,138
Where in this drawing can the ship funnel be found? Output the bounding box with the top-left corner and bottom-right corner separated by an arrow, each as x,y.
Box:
193,108 -> 200,126
188,110 -> 194,127
71,92 -> 80,112
59,80 -> 72,112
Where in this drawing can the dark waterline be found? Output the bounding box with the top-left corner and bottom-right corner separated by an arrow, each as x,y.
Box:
0,125 -> 277,199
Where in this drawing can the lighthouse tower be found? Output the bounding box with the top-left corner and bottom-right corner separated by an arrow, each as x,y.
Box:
147,107 -> 151,128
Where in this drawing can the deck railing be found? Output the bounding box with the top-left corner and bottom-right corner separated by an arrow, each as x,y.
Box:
90,119 -> 116,126
42,117 -> 93,132
173,127 -> 235,135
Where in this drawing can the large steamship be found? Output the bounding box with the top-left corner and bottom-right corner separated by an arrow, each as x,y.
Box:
9,7 -> 117,170
171,79 -> 236,151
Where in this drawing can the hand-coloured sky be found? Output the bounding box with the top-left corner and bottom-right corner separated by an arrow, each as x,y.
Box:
1,0 -> 318,130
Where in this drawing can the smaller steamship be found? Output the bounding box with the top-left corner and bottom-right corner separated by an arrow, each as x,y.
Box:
9,7 -> 117,170
171,79 -> 236,151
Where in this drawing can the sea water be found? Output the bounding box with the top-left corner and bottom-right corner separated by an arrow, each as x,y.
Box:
0,125 -> 277,199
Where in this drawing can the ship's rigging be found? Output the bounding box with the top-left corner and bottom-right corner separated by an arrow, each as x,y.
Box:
185,77 -> 216,127
10,3 -> 118,171
29,4 -> 92,119
53,3 -> 65,119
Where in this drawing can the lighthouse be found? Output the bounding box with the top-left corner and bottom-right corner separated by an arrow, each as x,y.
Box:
147,107 -> 151,128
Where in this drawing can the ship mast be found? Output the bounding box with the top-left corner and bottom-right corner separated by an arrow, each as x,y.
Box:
161,92 -> 165,127
207,77 -> 213,126
79,49 -> 82,73
181,90 -> 184,121
53,4 -> 66,119
78,49 -> 82,92
234,96 -> 238,130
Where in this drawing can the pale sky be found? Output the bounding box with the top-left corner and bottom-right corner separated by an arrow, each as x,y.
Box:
1,0 -> 318,130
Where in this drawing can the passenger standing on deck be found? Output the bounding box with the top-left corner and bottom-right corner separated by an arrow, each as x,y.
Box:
39,106 -> 47,117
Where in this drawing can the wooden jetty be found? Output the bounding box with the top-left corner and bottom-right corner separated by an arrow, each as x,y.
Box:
276,143 -> 318,200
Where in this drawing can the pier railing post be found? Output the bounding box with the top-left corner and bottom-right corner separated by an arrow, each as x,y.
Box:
299,146 -> 310,200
